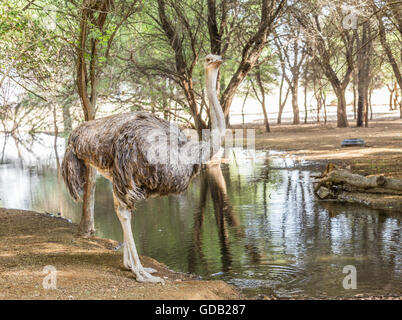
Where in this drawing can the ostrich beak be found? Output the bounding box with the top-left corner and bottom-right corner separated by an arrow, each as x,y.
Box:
213,58 -> 223,66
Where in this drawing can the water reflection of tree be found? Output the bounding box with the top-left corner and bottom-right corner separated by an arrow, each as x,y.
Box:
189,163 -> 262,274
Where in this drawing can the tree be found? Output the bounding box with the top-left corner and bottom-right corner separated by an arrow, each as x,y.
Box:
273,17 -> 307,124
294,1 -> 356,127
218,0 -> 287,121
127,0 -> 286,136
72,0 -> 140,236
247,54 -> 278,132
374,1 -> 402,117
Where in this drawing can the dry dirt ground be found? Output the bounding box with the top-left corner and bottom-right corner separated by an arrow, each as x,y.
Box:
0,209 -> 241,300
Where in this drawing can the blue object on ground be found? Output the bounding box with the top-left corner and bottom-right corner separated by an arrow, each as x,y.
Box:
341,138 -> 366,147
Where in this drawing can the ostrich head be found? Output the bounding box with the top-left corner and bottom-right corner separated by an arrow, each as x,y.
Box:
204,54 -> 223,70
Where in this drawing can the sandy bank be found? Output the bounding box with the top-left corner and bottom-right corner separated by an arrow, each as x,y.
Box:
0,208 -> 241,300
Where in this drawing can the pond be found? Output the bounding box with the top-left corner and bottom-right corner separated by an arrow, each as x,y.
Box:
0,134 -> 401,298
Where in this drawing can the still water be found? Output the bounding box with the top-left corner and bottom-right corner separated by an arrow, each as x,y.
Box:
0,134 -> 401,298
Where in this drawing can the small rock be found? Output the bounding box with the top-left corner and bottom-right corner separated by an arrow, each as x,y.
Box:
317,186 -> 331,199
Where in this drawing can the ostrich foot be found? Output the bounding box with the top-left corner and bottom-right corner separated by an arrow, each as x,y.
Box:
144,267 -> 157,274
123,244 -> 159,275
134,268 -> 165,284
124,263 -> 157,274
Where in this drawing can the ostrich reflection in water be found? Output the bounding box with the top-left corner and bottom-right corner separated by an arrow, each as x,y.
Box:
188,162 -> 263,275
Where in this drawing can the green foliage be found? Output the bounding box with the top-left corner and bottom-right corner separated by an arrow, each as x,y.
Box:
0,0 -> 401,133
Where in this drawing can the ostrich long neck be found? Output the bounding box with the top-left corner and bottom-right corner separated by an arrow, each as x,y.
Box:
206,67 -> 225,137
180,65 -> 226,166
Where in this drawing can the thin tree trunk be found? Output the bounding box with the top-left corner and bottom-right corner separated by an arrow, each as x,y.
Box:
304,60 -> 308,124
316,92 -> 321,123
256,66 -> 270,132
313,76 -> 320,122
322,91 -> 327,124
53,104 -> 60,175
304,83 -> 308,124
364,88 -> 369,127
356,85 -> 365,127
386,84 -> 394,110
277,74 -> 288,124
353,69 -> 357,119
394,82 -> 400,110
400,100 -> 402,119
369,89 -> 373,121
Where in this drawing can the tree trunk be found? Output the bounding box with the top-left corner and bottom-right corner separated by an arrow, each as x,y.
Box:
75,0 -> 113,236
313,76 -> 320,122
394,82 -> 400,110
256,66 -> 270,132
352,70 -> 357,119
387,84 -> 394,110
291,84 -> 300,124
400,100 -> 402,119
181,78 -> 207,139
79,166 -> 96,236
277,74 -> 288,124
304,60 -> 308,124
292,87 -> 300,124
333,86 -> 348,127
322,92 -> 327,124
364,88 -> 369,127
316,92 -> 321,122
356,21 -> 372,127
356,88 -> 365,127
369,89 -> 373,121
304,82 -> 308,124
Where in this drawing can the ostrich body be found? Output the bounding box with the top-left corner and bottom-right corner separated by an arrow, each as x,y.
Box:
62,54 -> 225,283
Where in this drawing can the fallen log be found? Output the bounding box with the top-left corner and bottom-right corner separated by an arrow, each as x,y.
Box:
314,164 -> 402,192
314,164 -> 402,210
324,169 -> 402,191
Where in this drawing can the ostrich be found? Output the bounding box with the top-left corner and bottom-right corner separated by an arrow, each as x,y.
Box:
61,54 -> 226,283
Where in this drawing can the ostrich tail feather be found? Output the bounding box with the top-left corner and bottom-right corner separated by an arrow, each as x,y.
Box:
61,145 -> 86,201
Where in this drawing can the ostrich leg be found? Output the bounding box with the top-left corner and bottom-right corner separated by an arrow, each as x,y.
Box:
122,230 -> 157,274
113,195 -> 163,283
